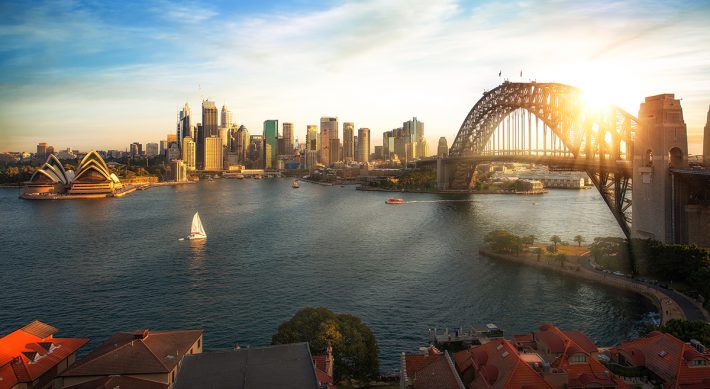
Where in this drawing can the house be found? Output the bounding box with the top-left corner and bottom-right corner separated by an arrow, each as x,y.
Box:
173,343 -> 331,389
401,346 -> 464,389
59,329 -> 202,388
0,320 -> 88,389
608,331 -> 710,388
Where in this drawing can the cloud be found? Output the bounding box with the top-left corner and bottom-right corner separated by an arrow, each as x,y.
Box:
1,0 -> 709,151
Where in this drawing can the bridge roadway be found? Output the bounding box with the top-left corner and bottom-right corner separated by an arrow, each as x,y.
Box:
416,155 -> 633,176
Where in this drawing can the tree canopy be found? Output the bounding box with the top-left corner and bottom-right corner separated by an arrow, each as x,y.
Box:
272,307 -> 379,382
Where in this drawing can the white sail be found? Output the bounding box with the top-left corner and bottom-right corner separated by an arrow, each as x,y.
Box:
191,212 -> 206,237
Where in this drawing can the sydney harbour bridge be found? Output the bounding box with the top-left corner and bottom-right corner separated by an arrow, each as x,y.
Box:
419,81 -> 709,246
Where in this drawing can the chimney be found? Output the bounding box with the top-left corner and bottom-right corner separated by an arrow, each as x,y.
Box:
326,345 -> 334,378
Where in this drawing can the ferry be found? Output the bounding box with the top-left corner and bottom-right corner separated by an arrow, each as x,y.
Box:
385,198 -> 405,205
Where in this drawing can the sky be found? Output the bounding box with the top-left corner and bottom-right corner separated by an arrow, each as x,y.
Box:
1,0 -> 709,154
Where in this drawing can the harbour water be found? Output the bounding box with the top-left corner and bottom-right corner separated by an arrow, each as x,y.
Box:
0,180 -> 656,372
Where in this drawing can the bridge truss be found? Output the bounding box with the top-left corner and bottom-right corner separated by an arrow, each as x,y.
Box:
448,82 -> 639,237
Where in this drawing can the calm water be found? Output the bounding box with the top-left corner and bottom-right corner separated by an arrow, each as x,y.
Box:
0,180 -> 655,372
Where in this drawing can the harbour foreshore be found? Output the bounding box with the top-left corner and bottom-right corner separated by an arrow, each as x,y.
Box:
478,247 -> 691,325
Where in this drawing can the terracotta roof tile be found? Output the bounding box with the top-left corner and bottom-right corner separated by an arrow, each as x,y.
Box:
411,353 -> 461,389
62,329 -> 202,377
63,375 -> 168,389
20,321 -> 58,339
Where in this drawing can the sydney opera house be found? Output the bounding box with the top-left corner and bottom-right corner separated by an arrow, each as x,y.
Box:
22,150 -> 124,198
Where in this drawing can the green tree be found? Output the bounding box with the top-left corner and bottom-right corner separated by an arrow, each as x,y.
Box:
272,307 -> 379,382
484,230 -> 522,255
642,319 -> 710,346
550,235 -> 561,250
573,235 -> 585,247
521,235 -> 536,245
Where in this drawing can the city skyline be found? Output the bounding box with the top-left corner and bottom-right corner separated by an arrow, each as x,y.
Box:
1,0 -> 710,154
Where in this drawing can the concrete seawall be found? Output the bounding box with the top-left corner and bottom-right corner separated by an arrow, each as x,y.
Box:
479,247 -> 686,324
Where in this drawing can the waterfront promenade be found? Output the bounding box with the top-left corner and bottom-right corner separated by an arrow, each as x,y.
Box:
479,246 -> 709,324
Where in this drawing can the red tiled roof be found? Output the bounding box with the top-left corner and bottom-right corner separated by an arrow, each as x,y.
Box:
613,332 -> 710,388
412,354 -> 460,389
63,375 -> 168,389
564,331 -> 598,353
534,324 -> 565,354
454,340 -> 554,389
0,321 -> 88,389
62,329 -> 202,377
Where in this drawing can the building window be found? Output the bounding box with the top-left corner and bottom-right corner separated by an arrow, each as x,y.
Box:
569,354 -> 587,363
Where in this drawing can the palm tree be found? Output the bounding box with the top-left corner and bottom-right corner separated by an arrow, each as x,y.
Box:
550,235 -> 561,250
573,235 -> 585,247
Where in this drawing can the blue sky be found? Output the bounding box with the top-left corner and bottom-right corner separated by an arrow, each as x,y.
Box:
1,0 -> 709,153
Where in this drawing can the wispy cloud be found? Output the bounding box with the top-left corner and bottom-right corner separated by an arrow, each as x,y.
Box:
0,0 -> 709,152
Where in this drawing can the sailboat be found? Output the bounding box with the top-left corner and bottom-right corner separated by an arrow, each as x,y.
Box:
180,212 -> 207,240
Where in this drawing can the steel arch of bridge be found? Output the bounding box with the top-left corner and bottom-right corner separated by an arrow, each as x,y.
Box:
448,81 -> 639,237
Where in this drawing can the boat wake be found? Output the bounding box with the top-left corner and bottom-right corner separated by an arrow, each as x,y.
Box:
407,199 -> 478,203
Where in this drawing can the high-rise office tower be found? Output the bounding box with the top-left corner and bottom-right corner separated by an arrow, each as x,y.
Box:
263,120 -> 278,169
282,122 -> 294,156
178,103 -> 191,151
221,104 -> 233,129
145,143 -> 159,157
437,137 -> 449,157
403,117 -> 425,158
320,117 -> 338,166
195,123 -> 204,169
343,122 -> 355,162
204,136 -> 223,171
357,128 -> 370,163
200,101 -> 218,169
704,105 -> 710,167
219,127 -> 229,148
36,143 -> 48,159
383,131 -> 393,161
306,125 -> 319,152
329,138 -> 341,165
248,135 -> 264,168
182,136 -> 196,170
130,142 -> 143,158
160,140 -> 168,156
231,125 -> 250,164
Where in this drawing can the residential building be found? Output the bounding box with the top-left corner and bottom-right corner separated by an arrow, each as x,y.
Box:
146,142 -> 159,158
438,137 -> 448,157
343,122 -> 355,162
221,104 -> 233,129
182,137 -> 196,170
264,120 -> 278,169
174,343 -> 331,389
0,320 -> 88,389
60,329 -> 203,388
357,128 -> 370,163
608,331 -> 710,388
401,346 -> 464,389
282,122 -> 294,157
320,117 -> 338,166
204,136 -> 223,171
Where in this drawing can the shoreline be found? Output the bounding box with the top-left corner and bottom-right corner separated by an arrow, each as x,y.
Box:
356,185 -> 547,195
478,247 -> 690,325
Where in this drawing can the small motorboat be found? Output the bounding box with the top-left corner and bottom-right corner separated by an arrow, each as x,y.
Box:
292,180 -> 300,188
385,198 -> 406,205
180,212 -> 207,240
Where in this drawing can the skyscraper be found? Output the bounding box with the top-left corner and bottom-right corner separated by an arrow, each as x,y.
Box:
704,105 -> 710,167
200,100 -> 218,169
36,143 -> 48,159
263,120 -> 278,169
247,135 -> 264,169
145,143 -> 159,157
282,122 -> 294,156
329,138 -> 341,165
178,103 -> 191,151
233,125 -> 250,164
437,137 -> 449,157
130,142 -> 142,158
343,122 -> 355,162
320,117 -> 338,166
221,104 -> 233,129
357,128 -> 370,163
182,137 -> 196,170
403,117 -> 425,158
204,136 -> 223,171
